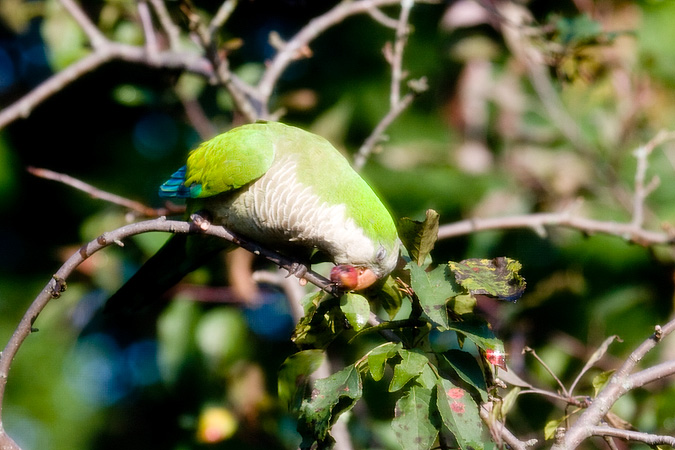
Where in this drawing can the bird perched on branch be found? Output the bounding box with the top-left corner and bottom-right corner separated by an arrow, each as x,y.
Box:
105,121 -> 400,312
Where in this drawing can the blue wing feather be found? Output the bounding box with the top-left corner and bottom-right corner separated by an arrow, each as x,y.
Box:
159,166 -> 202,198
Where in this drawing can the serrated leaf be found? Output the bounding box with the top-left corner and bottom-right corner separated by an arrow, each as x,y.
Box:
437,379 -> 484,450
449,257 -> 526,302
367,342 -> 401,382
390,349 -> 429,392
398,209 -> 440,265
592,370 -> 615,397
408,263 -> 459,329
392,385 -> 439,450
340,293 -> 370,331
298,364 -> 363,448
448,293 -> 477,315
278,350 -> 326,411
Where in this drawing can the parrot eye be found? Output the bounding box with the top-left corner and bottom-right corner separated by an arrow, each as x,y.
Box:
376,246 -> 387,262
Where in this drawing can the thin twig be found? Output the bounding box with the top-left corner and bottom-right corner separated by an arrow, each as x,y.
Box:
552,320 -> 675,450
27,167 -> 183,217
58,0 -> 107,48
208,0 -> 239,36
437,211 -> 675,247
137,0 -> 159,57
149,0 -> 182,50
256,0 -> 437,114
588,425 -> 675,446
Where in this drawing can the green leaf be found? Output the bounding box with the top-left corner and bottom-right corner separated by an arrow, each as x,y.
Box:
544,417 -> 566,440
376,276 -> 404,319
436,378 -> 484,450
340,293 -> 370,331
367,342 -> 401,382
408,263 -> 459,329
392,385 -> 439,450
278,350 -> 326,411
299,364 -> 363,449
439,351 -> 488,402
592,370 -> 615,397
499,387 -> 521,417
447,319 -> 505,355
398,209 -> 440,265
389,349 -> 430,392
293,294 -> 344,349
449,257 -> 526,302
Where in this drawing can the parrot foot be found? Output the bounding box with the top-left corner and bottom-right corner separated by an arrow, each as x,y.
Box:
189,211 -> 212,231
287,262 -> 308,283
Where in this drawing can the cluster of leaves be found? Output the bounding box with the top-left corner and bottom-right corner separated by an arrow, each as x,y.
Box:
279,211 -> 526,450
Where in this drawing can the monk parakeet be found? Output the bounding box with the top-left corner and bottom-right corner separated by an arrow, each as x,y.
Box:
106,121 -> 399,311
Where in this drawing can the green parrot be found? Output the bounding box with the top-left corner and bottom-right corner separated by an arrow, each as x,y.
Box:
106,121 -> 400,312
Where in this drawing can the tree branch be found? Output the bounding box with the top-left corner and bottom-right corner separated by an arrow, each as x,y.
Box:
551,319 -> 675,450
0,215 -> 338,446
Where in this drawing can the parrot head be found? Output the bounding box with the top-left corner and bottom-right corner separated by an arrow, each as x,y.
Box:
329,240 -> 400,291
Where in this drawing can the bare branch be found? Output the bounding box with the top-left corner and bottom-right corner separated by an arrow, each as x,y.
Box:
208,0 -> 239,36
588,425 -> 675,447
257,0 -> 437,113
138,0 -> 160,57
148,0 -> 182,50
0,215 -> 338,443
58,0 -> 107,49
552,319 -> 675,450
27,167 -> 182,217
437,211 -> 675,247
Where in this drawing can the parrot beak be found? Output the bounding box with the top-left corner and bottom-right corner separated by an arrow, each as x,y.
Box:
330,265 -> 379,291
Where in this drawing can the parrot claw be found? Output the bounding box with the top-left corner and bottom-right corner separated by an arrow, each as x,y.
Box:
190,211 -> 212,231
287,262 -> 308,279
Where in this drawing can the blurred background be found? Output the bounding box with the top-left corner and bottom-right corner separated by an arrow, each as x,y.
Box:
2,0 -> 675,449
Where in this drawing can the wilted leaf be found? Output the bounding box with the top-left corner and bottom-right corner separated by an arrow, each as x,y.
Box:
390,349 -> 429,392
436,378 -> 484,450
392,385 -> 439,450
449,257 -> 526,302
340,293 -> 370,331
299,364 -> 363,449
398,209 -> 440,265
278,350 -> 326,411
367,342 -> 401,382
408,262 -> 459,329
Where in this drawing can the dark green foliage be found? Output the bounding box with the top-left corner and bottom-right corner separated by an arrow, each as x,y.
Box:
288,210 -> 525,449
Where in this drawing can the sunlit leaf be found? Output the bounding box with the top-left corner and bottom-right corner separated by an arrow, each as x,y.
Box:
389,349 -> 429,392
398,209 -> 440,265
367,342 -> 401,382
449,257 -> 526,302
499,387 -> 521,417
392,385 -> 439,450
340,293 -> 370,331
408,262 -> 459,329
437,378 -> 484,450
